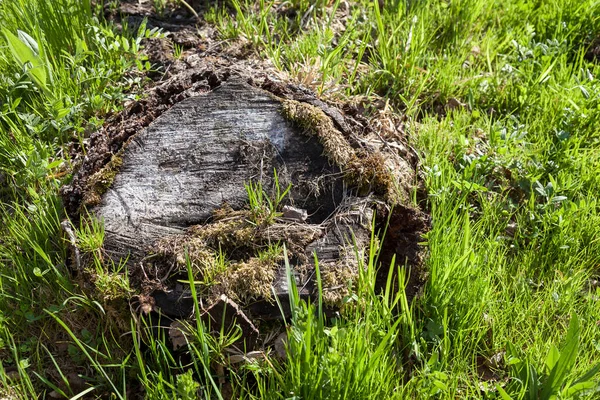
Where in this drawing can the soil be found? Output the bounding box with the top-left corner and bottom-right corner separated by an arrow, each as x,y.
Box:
586,37 -> 600,63
61,0 -> 430,359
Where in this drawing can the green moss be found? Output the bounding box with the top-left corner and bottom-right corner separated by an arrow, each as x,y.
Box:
215,254 -> 281,303
188,210 -> 257,250
346,151 -> 400,203
83,152 -> 124,208
281,99 -> 355,168
281,99 -> 401,203
146,206 -> 297,304
321,261 -> 355,306
93,271 -> 131,301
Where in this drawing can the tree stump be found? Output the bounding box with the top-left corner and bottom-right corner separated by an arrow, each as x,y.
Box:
95,80 -> 344,262
62,73 -> 428,342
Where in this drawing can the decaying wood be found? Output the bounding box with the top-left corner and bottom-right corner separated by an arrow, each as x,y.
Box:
86,80 -> 378,320
94,80 -> 343,263
55,11 -> 429,353
69,75 -> 425,327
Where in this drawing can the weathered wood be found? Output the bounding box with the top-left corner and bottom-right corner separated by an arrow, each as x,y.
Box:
95,81 -> 342,263
90,80 -> 391,323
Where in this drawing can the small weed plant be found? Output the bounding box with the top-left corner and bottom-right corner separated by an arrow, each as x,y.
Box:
500,315 -> 600,399
245,168 -> 291,225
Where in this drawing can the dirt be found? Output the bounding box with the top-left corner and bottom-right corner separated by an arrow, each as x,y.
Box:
586,37 -> 600,63
376,204 -> 431,301
60,0 -> 430,367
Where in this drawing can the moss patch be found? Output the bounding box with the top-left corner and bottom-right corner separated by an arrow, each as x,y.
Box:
216,251 -> 283,303
281,99 -> 402,203
145,206 -> 283,301
321,261 -> 356,305
281,100 -> 355,167
143,202 -> 336,307
82,152 -> 124,208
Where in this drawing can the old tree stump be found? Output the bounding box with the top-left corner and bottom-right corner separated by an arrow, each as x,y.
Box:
62,75 -> 427,347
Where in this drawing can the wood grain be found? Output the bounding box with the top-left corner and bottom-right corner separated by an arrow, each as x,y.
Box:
95,80 -> 343,263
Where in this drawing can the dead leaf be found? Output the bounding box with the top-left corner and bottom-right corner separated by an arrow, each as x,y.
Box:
169,320 -> 189,350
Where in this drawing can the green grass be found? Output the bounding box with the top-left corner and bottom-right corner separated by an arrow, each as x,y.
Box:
1,0 -> 600,398
0,0 -> 156,397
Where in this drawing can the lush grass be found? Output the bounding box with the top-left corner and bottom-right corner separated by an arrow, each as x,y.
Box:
0,0 -> 155,397
1,0 -> 600,398
207,0 -> 600,397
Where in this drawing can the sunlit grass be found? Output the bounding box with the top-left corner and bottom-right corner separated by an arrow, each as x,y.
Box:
1,0 -> 600,398
208,0 -> 600,397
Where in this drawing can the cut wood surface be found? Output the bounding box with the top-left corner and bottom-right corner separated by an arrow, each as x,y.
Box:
88,78 -> 421,320
95,80 -> 343,263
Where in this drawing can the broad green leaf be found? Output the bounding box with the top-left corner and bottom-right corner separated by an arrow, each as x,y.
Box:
2,28 -> 48,91
542,315 -> 580,399
545,345 -> 560,371
572,361 -> 600,386
528,363 -> 539,400
496,384 -> 513,400
563,380 -> 597,398
17,30 -> 39,55
432,380 -> 448,391
507,357 -> 522,366
551,196 -> 568,204
47,159 -> 63,170
11,97 -> 22,109
428,351 -> 439,367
